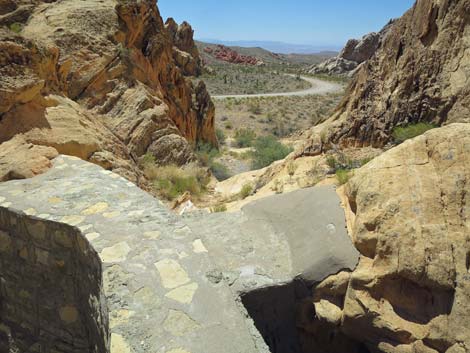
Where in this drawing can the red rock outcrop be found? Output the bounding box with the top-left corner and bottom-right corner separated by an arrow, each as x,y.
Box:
0,0 -> 217,184
206,45 -> 264,65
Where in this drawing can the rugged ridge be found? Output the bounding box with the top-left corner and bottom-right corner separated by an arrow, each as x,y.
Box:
317,0 -> 470,148
308,22 -> 393,76
0,0 -> 217,184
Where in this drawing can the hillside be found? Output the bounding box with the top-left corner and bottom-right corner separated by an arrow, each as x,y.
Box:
196,40 -> 336,66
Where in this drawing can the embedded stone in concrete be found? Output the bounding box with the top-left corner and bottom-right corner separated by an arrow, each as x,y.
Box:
163,310 -> 200,337
165,282 -> 199,304
111,333 -> 132,353
144,230 -> 161,239
192,239 -> 208,253
155,259 -> 191,289
60,215 -> 85,226
82,202 -> 109,215
100,242 -> 131,263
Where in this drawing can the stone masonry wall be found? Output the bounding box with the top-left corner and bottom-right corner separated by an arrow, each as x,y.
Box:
0,207 -> 109,353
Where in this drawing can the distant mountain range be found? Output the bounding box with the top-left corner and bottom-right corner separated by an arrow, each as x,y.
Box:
197,39 -> 341,55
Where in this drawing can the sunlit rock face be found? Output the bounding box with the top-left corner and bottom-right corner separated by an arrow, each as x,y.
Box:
324,0 -> 470,148
0,0 -> 217,185
306,124 -> 470,353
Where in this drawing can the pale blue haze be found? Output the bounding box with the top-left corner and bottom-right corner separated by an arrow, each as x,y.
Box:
159,0 -> 415,51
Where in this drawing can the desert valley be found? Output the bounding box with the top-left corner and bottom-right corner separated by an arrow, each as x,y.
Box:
0,0 -> 469,353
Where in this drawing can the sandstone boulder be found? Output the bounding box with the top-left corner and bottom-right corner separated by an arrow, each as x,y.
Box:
305,124 -> 470,353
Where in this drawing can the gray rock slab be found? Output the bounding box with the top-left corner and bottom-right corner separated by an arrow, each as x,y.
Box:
185,186 -> 359,293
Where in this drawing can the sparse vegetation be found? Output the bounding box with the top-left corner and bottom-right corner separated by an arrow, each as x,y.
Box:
336,169 -> 352,185
234,128 -> 256,148
9,23 -> 23,33
216,128 -> 226,145
195,64 -> 311,96
211,203 -> 228,213
143,163 -> 210,201
287,161 -> 297,177
239,183 -> 253,199
392,122 -> 437,144
251,136 -> 293,169
210,161 -> 230,181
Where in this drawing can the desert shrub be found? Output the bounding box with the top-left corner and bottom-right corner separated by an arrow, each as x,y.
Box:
287,161 -> 297,176
9,23 -> 22,33
211,204 -> 227,213
225,122 -> 233,130
251,136 -> 292,169
326,156 -> 338,170
248,102 -> 262,115
336,169 -> 351,185
392,122 -> 437,144
195,143 -> 219,166
216,128 -> 226,145
149,164 -> 210,201
140,152 -> 156,168
210,161 -> 230,181
239,183 -> 253,199
234,128 -> 256,148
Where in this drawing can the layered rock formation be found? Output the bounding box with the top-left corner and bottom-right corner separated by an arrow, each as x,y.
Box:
204,45 -> 264,65
301,124 -> 470,353
0,0 -> 216,184
308,22 -> 393,76
166,18 -> 203,76
316,0 -> 470,148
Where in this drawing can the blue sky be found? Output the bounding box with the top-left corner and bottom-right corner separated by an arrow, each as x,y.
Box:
159,0 -> 415,48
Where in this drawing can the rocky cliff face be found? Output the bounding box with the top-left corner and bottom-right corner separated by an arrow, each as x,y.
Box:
321,0 -> 470,148
0,0 -> 216,184
302,124 -> 470,353
308,22 -> 393,76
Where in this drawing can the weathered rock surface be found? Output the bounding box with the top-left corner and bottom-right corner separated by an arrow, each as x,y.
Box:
308,22 -> 393,76
166,18 -> 203,76
0,0 -> 217,184
320,0 -> 470,148
304,124 -> 470,353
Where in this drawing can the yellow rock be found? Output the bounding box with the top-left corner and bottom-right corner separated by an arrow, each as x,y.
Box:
60,215 -> 85,226
155,259 -> 190,289
100,242 -> 131,263
192,239 -> 208,253
165,282 -> 198,304
111,333 -> 132,353
81,202 -> 109,215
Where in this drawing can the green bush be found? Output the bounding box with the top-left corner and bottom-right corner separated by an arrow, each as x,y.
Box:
9,23 -> 22,33
210,161 -> 230,181
392,122 -> 437,144
336,169 -> 351,185
251,136 -> 293,169
196,143 -> 219,166
326,156 -> 338,170
234,128 -> 256,148
216,128 -> 226,145
211,204 -> 227,213
239,183 -> 253,199
149,165 -> 210,201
